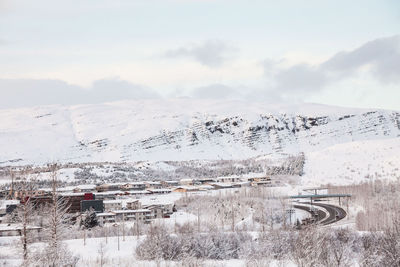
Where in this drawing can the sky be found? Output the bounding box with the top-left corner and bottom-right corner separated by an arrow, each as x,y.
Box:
0,0 -> 399,110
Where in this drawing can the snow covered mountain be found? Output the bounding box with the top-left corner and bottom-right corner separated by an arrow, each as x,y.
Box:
0,99 -> 399,166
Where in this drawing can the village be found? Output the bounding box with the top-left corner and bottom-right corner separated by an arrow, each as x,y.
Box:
0,174 -> 278,236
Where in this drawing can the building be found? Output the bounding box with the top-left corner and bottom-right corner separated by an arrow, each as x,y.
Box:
129,190 -> 151,198
161,180 -> 179,187
96,212 -> 116,226
61,193 -> 86,213
195,178 -> 216,185
197,184 -> 215,191
250,177 -> 272,186
81,200 -> 104,213
96,183 -> 121,192
126,199 -> 141,210
145,181 -> 162,189
144,205 -> 165,219
179,179 -> 193,185
173,186 -> 199,193
73,184 -> 96,193
0,224 -> 42,237
148,189 -> 171,194
215,176 -> 242,183
95,191 -> 126,200
112,209 -> 152,223
103,200 -> 122,211
209,183 -> 234,190
0,200 -> 20,216
128,182 -> 147,191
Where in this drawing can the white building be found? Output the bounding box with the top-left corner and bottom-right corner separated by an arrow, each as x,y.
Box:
96,212 -> 116,226
112,209 -> 152,223
103,200 -> 122,211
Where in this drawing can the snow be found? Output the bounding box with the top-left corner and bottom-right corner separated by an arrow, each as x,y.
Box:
302,137 -> 400,186
0,99 -> 398,166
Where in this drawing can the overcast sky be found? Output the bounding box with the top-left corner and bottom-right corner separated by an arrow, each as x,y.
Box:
0,0 -> 399,110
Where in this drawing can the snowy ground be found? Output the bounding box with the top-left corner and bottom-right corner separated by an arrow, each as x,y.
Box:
302,137 -> 400,187
0,234 -> 298,267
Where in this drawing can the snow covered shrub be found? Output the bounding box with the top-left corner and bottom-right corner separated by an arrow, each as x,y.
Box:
290,226 -> 324,267
136,225 -> 181,260
318,228 -> 358,267
136,228 -> 252,261
28,243 -> 79,267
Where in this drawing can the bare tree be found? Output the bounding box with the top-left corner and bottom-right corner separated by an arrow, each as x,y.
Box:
16,170 -> 36,262
97,242 -> 108,267
35,163 -> 78,266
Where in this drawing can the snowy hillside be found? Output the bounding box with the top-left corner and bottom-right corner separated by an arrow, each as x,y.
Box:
0,99 -> 399,166
302,138 -> 400,186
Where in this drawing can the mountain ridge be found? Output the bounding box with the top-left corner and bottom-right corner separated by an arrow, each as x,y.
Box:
0,99 -> 399,166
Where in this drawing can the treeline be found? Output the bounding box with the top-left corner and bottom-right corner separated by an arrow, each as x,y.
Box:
136,224 -> 400,267
328,179 -> 400,231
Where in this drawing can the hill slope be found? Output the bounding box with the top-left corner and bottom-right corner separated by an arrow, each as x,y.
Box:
0,99 -> 399,166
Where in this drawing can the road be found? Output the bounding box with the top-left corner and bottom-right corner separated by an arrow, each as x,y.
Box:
311,202 -> 347,225
293,204 -> 326,223
293,202 -> 346,225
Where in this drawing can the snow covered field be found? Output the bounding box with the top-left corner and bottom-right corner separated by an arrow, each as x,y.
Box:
302,137 -> 400,186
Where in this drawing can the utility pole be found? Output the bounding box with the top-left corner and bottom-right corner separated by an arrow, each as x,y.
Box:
122,213 -> 125,241
117,224 -> 120,251
83,228 -> 86,246
105,225 -> 108,244
9,169 -> 14,199
136,214 -> 139,240
197,208 -> 200,233
231,202 -> 235,232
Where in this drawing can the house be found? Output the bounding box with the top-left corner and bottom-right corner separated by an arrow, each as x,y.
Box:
112,209 -> 152,223
232,181 -> 251,187
13,189 -> 49,199
144,205 -> 165,219
0,224 -> 42,237
73,184 -> 96,193
126,199 -> 141,210
196,178 -> 216,184
128,190 -> 151,198
96,212 -> 116,226
179,178 -> 193,185
96,183 -> 122,192
119,182 -> 146,191
161,180 -> 179,187
0,200 -> 20,216
148,188 -> 171,194
142,203 -> 175,218
95,191 -> 127,200
173,186 -> 199,193
215,176 -> 242,183
197,184 -> 215,191
209,183 -> 234,190
250,177 -> 272,186
103,200 -> 122,211
145,181 -> 162,189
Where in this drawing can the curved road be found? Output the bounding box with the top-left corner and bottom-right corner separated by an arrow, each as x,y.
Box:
293,204 -> 326,223
293,202 -> 346,225
312,202 -> 347,225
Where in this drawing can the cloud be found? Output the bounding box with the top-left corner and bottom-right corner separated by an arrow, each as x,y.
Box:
321,35 -> 400,83
0,78 -> 160,109
190,83 -> 241,99
264,35 -> 400,96
274,64 -> 328,93
164,40 -> 235,67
